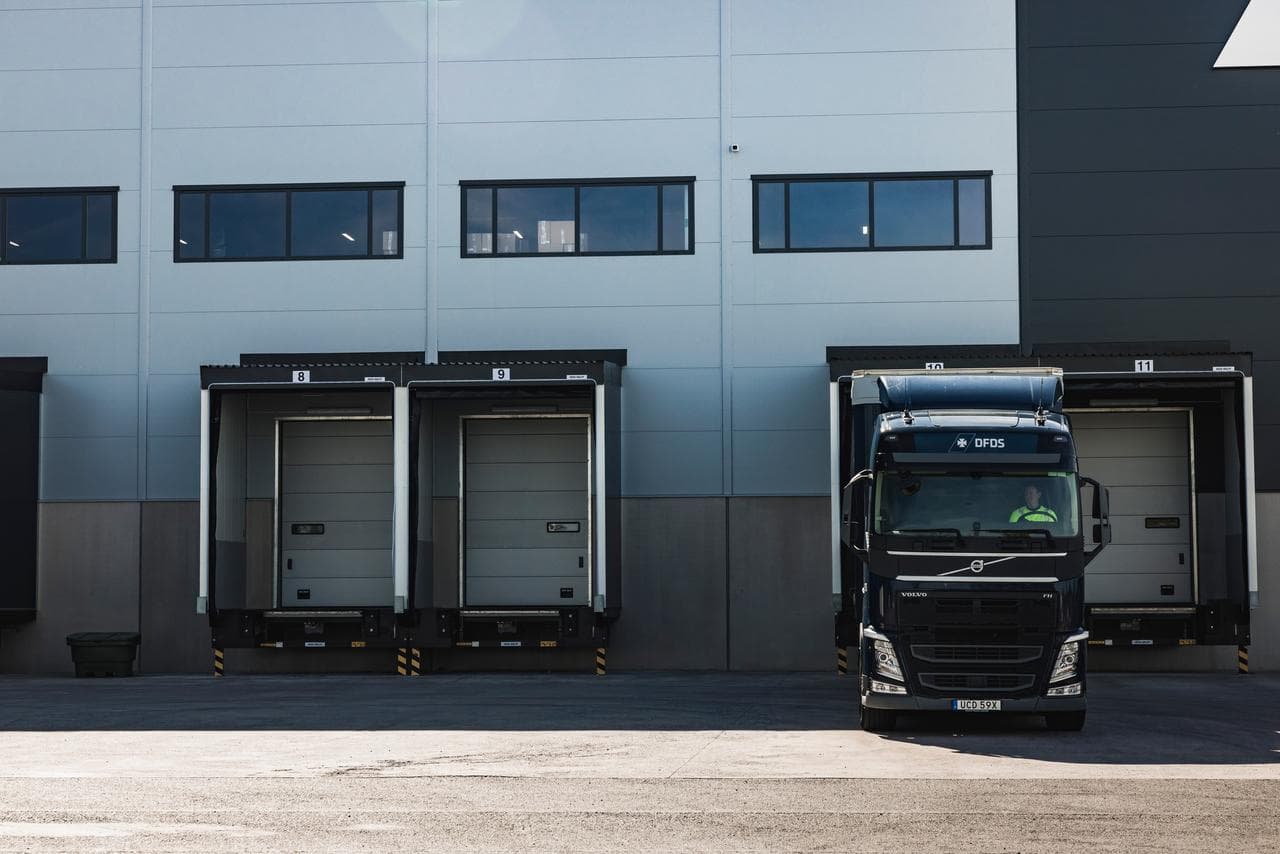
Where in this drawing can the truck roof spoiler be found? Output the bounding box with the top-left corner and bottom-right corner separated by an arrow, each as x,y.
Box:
849,370 -> 1065,414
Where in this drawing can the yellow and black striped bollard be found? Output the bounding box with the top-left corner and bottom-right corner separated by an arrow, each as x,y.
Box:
1238,645 -> 1249,674
396,647 -> 410,676
595,647 -> 607,676
837,646 -> 848,676
409,647 -> 422,677
213,647 -> 224,678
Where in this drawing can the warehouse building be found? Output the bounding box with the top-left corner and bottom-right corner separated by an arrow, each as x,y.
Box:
0,0 -> 1275,673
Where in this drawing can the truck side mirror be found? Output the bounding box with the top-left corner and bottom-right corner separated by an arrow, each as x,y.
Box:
1081,477 -> 1111,547
841,470 -> 874,552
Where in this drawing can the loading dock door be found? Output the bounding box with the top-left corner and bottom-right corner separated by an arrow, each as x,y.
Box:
278,419 -> 394,607
1072,410 -> 1194,604
462,416 -> 590,607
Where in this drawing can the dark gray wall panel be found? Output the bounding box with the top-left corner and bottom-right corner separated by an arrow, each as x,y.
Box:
1022,44 -> 1280,111
608,498 -> 727,671
727,497 -> 829,671
1025,297 -> 1280,354
1026,234 -> 1280,300
1026,170 -> 1280,236
1022,0 -> 1244,47
1025,106 -> 1280,173
140,502 -> 206,673
1018,0 -> 1280,489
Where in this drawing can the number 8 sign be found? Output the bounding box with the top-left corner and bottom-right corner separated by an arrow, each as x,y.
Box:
292,370 -> 311,383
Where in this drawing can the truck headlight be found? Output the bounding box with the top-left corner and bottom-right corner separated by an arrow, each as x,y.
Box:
1045,682 -> 1081,697
873,638 -> 903,682
1049,633 -> 1088,684
869,679 -> 907,695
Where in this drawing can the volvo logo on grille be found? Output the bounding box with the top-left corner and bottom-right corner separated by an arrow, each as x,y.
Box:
939,556 -> 1017,577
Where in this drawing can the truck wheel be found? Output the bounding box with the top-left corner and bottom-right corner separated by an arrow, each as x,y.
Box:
1044,710 -> 1086,732
859,705 -> 897,732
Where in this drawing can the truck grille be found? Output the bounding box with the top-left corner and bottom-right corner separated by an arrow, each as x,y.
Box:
911,644 -> 1042,664
899,594 -> 1057,631
918,673 -> 1035,692
934,598 -> 1020,617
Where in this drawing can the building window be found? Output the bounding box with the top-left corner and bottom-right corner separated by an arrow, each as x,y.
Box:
173,183 -> 404,262
752,173 -> 991,252
461,178 -> 694,257
0,188 -> 117,264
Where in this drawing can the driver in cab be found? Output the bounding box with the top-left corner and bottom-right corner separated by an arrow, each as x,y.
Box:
1009,484 -> 1057,525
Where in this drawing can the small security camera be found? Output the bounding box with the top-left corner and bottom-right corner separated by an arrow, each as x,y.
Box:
729,143 -> 740,153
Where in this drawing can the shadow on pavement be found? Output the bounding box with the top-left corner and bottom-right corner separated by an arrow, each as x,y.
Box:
0,671 -> 1276,765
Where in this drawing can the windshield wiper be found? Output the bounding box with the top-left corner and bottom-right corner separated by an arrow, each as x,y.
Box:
987,528 -> 1056,550
893,527 -> 965,540
988,528 -> 1054,539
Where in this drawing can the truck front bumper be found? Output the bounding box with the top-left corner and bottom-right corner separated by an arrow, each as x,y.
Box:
862,691 -> 1085,713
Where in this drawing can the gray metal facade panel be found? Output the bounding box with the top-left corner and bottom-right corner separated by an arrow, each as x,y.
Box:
1020,43 -> 1276,111
5,1 -> 1019,501
1020,0 -> 1243,46
1017,0 -> 1280,488
1023,106 -> 1280,173
1026,234 -> 1280,300
1026,170 -> 1280,236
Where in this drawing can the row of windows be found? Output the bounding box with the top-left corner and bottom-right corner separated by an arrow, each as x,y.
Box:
0,173 -> 992,265
462,179 -> 693,256
754,173 -> 991,252
175,184 -> 403,262
0,189 -> 117,265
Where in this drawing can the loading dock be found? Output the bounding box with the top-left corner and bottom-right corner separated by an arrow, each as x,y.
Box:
828,343 -> 1256,651
198,353 -> 416,653
407,350 -> 623,655
198,349 -> 623,670
0,357 -> 46,628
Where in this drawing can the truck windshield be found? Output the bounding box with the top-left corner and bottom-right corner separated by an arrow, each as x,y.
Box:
873,472 -> 1080,538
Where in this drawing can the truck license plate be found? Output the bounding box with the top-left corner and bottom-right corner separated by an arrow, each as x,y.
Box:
952,699 -> 1001,712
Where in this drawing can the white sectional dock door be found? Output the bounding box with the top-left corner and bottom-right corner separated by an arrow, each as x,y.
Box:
1071,409 -> 1195,604
462,415 -> 591,607
278,418 -> 394,608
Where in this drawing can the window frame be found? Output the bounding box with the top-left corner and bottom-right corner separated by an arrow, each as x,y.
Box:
0,186 -> 119,266
459,177 -> 696,258
751,171 -> 993,254
172,181 -> 406,263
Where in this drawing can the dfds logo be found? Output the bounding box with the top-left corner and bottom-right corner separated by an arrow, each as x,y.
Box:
949,434 -> 1005,452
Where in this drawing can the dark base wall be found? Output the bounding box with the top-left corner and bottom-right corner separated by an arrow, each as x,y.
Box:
2,495 -> 1275,674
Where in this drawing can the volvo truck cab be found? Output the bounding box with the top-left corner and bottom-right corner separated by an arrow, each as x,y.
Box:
837,370 -> 1111,731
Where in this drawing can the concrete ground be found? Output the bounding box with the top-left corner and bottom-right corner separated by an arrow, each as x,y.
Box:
0,672 -> 1276,852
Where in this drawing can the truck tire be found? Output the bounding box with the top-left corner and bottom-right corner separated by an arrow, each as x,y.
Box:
859,705 -> 897,732
1044,710 -> 1086,732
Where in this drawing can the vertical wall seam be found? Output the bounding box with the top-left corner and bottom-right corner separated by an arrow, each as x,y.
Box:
719,0 -> 734,497
724,495 -> 731,670
719,0 -> 734,670
137,0 -> 153,664
138,0 -> 153,501
1013,0 -> 1027,351
424,0 -> 439,362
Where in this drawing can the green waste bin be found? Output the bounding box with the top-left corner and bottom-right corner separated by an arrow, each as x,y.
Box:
66,632 -> 141,677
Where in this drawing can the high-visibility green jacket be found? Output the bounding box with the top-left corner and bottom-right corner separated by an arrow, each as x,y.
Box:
1009,505 -> 1057,524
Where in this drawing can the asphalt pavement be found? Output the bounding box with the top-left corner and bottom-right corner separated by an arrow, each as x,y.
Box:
0,672 -> 1275,851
